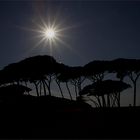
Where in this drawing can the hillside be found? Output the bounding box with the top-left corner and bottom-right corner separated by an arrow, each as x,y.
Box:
0,95 -> 139,138
0,95 -> 93,111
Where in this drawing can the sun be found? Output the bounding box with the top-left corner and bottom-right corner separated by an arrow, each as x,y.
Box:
39,24 -> 60,45
44,28 -> 56,40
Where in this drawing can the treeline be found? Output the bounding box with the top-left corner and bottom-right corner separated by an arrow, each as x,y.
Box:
0,55 -> 140,107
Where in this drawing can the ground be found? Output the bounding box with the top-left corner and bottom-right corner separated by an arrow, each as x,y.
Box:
0,95 -> 139,138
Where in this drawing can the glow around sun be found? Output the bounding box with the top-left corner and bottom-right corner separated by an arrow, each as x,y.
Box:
36,23 -> 63,47
22,16 -> 77,52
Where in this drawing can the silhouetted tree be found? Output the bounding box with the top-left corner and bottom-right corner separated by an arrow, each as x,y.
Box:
79,84 -> 102,107
126,59 -> 140,106
79,80 -> 131,107
110,58 -> 140,106
16,55 -> 58,96
54,63 -> 68,98
0,84 -> 31,102
66,66 -> 85,98
0,55 -> 139,107
57,66 -> 73,100
2,63 -> 22,85
0,55 -> 59,97
57,66 -> 85,99
83,60 -> 110,82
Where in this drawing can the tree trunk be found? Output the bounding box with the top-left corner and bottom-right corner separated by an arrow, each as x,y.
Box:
39,81 -> 42,96
78,83 -> 81,93
107,95 -> 110,107
24,81 -> 30,95
128,72 -> 140,107
42,80 -> 47,96
44,79 -> 51,96
133,82 -> 137,106
96,96 -> 102,107
102,95 -> 106,107
74,84 -> 78,98
88,97 -> 99,107
118,93 -> 120,107
34,82 -> 39,97
48,81 -> 51,96
66,82 -> 72,100
112,94 -> 118,107
56,80 -> 64,98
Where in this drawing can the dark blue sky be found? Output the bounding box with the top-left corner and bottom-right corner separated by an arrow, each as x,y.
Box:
0,0 -> 140,68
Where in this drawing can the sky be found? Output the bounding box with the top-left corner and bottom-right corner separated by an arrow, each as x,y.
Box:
0,0 -> 140,106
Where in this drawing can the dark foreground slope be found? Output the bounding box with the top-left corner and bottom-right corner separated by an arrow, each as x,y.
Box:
0,95 -> 139,138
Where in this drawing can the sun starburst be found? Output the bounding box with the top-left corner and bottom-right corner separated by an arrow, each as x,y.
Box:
17,13 -> 84,59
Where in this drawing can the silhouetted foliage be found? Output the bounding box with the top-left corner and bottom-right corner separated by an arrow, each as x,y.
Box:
68,66 -> 85,97
109,58 -> 140,106
58,66 -> 85,98
57,65 -> 73,100
79,80 -> 131,107
54,63 -> 70,98
0,84 -> 31,103
0,55 -> 139,108
1,55 -> 58,97
83,60 -> 110,82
